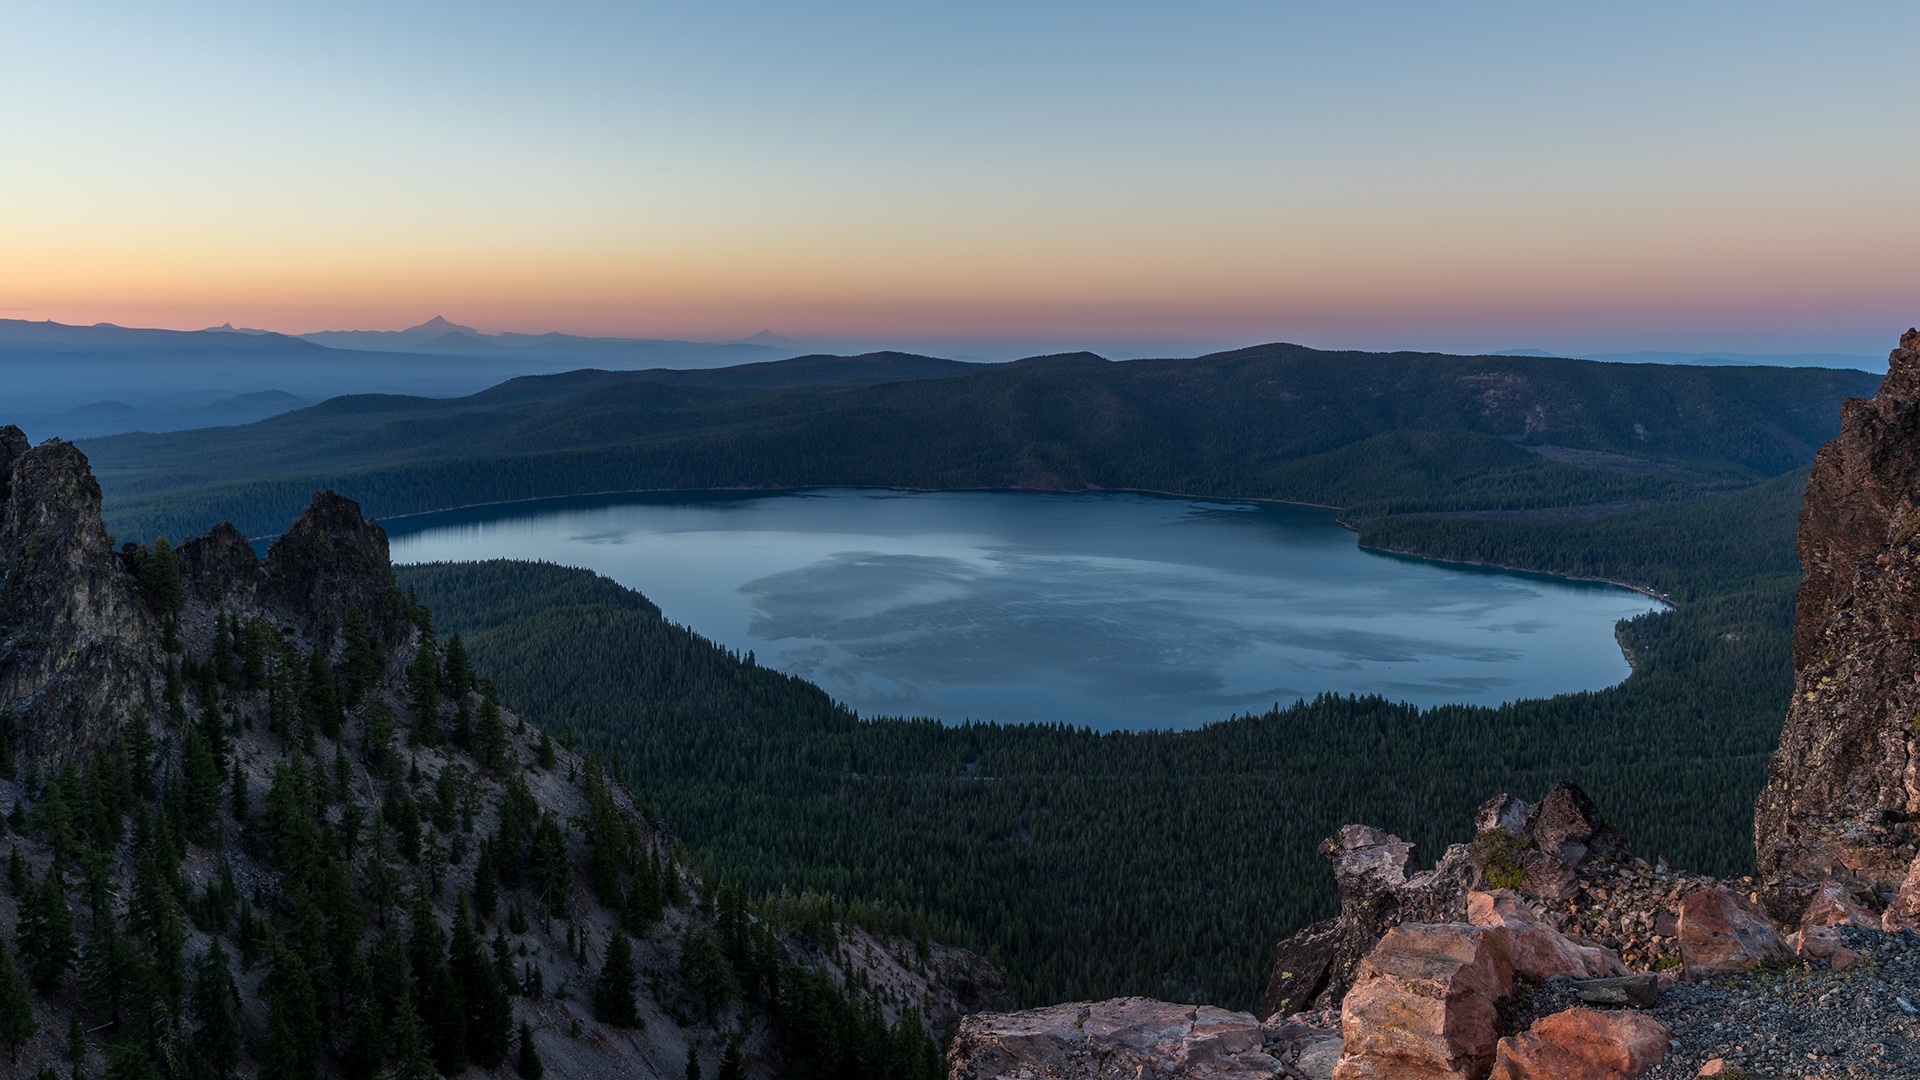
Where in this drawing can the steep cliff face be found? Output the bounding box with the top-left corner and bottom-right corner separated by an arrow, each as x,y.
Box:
1755,329 -> 1920,893
0,428 -> 156,763
0,426 -> 415,770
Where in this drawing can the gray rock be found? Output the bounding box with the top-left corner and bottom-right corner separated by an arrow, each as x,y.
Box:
1571,973 -> 1660,1007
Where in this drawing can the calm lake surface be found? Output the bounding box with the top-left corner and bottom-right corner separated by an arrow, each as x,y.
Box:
384,489 -> 1664,731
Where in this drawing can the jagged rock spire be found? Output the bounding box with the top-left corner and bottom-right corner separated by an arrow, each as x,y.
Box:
1756,327 -> 1920,891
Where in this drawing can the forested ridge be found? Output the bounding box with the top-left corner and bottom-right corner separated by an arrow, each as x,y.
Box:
397,454 -> 1801,1012
84,346 -> 1874,543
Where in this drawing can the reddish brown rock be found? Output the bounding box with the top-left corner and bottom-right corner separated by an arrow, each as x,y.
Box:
1884,853 -> 1920,932
1489,1008 -> 1670,1080
1676,886 -> 1791,977
1800,879 -> 1879,930
1756,328 -> 1920,894
1467,890 -> 1624,979
1330,924 -> 1514,1080
1258,826 -> 1422,1019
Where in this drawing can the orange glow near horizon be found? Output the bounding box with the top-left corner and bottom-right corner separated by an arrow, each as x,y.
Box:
4,3 -> 1916,357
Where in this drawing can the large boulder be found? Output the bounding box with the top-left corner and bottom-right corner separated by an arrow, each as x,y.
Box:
1330,923 -> 1514,1080
1756,328 -> 1920,894
1489,1008 -> 1670,1080
1467,890 -> 1623,979
1519,783 -> 1631,899
947,998 -> 1284,1080
1676,885 -> 1791,977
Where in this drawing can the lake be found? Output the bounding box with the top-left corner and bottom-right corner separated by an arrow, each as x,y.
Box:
383,489 -> 1664,731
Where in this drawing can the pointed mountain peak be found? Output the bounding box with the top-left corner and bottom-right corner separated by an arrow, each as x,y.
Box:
403,315 -> 482,336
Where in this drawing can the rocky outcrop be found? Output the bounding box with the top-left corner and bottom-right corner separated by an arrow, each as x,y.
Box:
0,443 -> 418,771
264,490 -> 412,651
0,432 -> 155,764
1755,328 -> 1920,893
1330,923 -> 1514,1080
945,998 -> 1301,1080
1488,1008 -> 1669,1080
1256,826 -> 1425,1019
1257,785 -> 1637,1019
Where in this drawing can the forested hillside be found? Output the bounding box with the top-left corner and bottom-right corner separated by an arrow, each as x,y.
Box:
397,456 -> 1798,1012
0,436 -> 983,1080
84,346 -> 1874,542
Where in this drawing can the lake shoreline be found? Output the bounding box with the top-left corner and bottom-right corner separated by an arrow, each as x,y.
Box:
369,482 -> 1665,605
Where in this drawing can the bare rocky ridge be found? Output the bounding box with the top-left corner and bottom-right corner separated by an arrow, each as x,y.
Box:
1756,328 -> 1920,893
0,429 -> 155,764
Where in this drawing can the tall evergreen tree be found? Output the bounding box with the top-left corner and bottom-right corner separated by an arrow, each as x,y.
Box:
340,608 -> 379,708
82,901 -> 137,1029
718,1035 -> 747,1080
450,899 -> 512,1067
188,941 -> 241,1080
262,941 -> 321,1080
0,938 -> 35,1064
127,840 -> 187,1010
515,1021 -> 544,1080
592,928 -> 638,1027
475,693 -> 508,773
18,863 -> 77,990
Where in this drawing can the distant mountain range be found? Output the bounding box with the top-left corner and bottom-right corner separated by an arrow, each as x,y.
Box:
1494,347 -> 1883,370
3,315 -> 1890,443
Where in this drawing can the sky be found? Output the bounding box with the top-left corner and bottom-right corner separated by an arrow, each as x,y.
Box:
4,1 -> 1916,357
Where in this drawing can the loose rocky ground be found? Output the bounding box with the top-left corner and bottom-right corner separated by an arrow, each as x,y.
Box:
1508,926 -> 1920,1079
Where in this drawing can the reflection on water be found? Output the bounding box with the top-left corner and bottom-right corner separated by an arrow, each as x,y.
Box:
385,489 -> 1664,731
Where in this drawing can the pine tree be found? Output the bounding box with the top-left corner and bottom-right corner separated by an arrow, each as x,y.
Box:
305,647 -> 345,741
449,896 -> 511,1067
34,779 -> 80,863
516,1021 -> 544,1080
407,644 -> 441,746
18,863 -> 77,990
592,928 -> 638,1027
177,724 -> 220,838
230,758 -> 249,823
685,1041 -> 703,1080
718,1035 -> 747,1080
473,842 -> 499,922
140,538 -> 184,617
102,1042 -> 157,1080
340,608 -> 379,707
4,847 -> 21,897
125,714 -> 156,800
476,693 -> 508,773
491,927 -> 516,995
66,1012 -> 85,1063
82,900 -> 136,1029
127,840 -> 187,1010
188,940 -> 241,1080
443,634 -> 472,697
263,941 -> 321,1080
0,937 -> 36,1063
